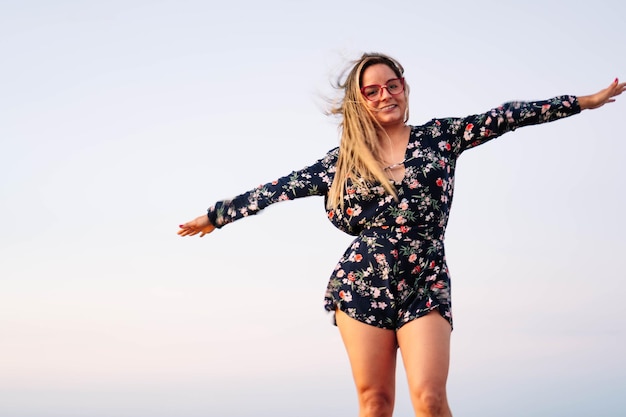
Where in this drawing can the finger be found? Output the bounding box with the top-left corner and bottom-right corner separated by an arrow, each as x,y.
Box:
178,227 -> 199,236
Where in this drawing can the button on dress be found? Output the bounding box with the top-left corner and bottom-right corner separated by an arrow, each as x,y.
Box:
208,96 -> 581,330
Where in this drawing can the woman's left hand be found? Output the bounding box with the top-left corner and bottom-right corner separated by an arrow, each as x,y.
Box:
579,78 -> 626,110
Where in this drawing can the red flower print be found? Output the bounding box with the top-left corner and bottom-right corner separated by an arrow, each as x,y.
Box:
445,143 -> 451,151
348,272 -> 356,281
354,254 -> 363,262
429,260 -> 436,268
400,225 -> 409,233
439,160 -> 446,167
426,298 -> 432,308
272,180 -> 278,185
346,207 -> 354,216
436,178 -> 443,187
391,249 -> 399,259
339,290 -> 345,299
328,210 -> 334,219
465,123 -> 474,131
412,265 -> 421,274
347,188 -> 356,194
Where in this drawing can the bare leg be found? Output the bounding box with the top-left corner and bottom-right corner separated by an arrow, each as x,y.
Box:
397,311 -> 452,417
336,310 -> 398,417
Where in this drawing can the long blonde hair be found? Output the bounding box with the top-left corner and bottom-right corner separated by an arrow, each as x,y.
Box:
327,52 -> 410,210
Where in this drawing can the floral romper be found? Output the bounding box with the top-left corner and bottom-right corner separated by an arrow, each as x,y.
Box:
207,96 -> 581,330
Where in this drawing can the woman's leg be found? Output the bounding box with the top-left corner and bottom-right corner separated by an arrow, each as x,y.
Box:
336,309 -> 398,417
396,311 -> 452,417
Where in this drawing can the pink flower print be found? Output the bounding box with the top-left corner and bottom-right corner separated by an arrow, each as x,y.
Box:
272,180 -> 278,185
395,215 -> 406,225
347,272 -> 356,282
390,249 -> 399,259
463,124 -> 474,141
426,298 -> 432,308
411,265 -> 421,274
541,104 -> 551,114
399,201 -> 409,210
408,253 -> 417,263
439,159 -> 446,168
336,269 -> 345,278
408,179 -> 420,189
432,281 -> 445,290
339,290 -> 352,302
375,253 -> 386,264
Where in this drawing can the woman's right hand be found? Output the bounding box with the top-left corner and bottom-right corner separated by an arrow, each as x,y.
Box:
177,215 -> 216,237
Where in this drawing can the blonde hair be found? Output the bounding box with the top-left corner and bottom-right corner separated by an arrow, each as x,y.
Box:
327,52 -> 409,210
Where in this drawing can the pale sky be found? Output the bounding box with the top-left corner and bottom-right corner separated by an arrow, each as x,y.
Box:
1,1 -> 625,416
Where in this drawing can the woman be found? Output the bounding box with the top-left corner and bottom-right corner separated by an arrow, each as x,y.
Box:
178,53 -> 624,417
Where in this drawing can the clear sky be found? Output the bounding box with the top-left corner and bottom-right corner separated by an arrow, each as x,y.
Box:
1,1 -> 625,416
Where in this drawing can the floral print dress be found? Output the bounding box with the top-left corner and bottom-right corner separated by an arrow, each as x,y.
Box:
207,96 -> 581,330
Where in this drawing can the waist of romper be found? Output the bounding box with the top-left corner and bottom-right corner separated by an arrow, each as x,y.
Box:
361,224 -> 444,240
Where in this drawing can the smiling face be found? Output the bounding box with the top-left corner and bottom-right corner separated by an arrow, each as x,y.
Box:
360,63 -> 408,128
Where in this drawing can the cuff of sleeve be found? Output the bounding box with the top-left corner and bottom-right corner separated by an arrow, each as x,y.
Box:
207,202 -> 224,229
569,95 -> 582,114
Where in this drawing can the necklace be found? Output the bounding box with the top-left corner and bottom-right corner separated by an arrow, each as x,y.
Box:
381,127 -> 407,181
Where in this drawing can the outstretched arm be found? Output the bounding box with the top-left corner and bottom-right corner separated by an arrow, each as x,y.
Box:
176,148 -> 338,237
178,215 -> 215,237
578,78 -> 626,110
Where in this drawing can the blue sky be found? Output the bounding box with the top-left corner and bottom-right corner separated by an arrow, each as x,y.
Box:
1,1 -> 625,416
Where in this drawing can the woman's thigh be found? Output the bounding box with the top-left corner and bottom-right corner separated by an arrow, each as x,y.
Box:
335,309 -> 398,399
396,311 -> 452,413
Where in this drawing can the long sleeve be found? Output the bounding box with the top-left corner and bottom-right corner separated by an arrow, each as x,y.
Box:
439,95 -> 581,156
207,148 -> 338,228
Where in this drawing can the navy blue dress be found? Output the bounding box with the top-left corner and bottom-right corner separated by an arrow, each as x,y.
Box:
208,96 -> 581,330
